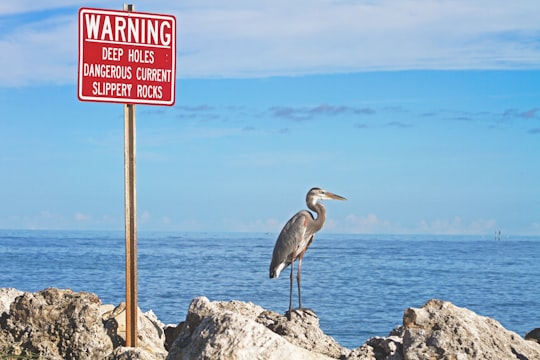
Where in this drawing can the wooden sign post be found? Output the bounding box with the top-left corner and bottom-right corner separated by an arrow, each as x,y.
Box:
124,102 -> 137,347
123,4 -> 138,349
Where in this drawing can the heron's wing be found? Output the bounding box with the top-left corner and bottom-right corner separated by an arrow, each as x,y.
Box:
269,210 -> 312,277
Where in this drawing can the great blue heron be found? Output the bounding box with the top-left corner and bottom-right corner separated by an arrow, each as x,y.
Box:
269,187 -> 346,320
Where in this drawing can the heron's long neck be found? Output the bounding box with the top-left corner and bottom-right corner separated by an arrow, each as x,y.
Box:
308,201 -> 326,233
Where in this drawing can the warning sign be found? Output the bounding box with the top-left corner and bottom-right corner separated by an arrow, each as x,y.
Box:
78,8 -> 177,106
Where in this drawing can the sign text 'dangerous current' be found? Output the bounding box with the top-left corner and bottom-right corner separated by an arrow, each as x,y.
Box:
78,8 -> 176,105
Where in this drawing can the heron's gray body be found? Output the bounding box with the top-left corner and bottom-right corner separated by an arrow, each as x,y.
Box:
269,209 -> 321,279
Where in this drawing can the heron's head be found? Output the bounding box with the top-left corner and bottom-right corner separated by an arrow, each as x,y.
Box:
306,187 -> 347,206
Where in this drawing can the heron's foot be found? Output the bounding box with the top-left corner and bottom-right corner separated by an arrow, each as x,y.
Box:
285,307 -> 317,320
296,307 -> 317,317
285,310 -> 292,321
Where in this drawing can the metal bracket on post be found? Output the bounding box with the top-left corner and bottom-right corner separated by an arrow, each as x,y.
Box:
124,3 -> 138,347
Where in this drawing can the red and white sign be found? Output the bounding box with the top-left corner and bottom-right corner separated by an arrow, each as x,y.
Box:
78,8 -> 176,106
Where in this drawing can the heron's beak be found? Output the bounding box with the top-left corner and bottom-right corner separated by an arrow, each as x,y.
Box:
326,192 -> 347,201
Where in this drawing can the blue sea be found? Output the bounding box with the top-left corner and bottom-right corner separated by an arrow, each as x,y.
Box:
1,230 -> 539,349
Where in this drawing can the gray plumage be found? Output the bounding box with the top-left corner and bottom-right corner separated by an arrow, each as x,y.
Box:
269,187 -> 346,319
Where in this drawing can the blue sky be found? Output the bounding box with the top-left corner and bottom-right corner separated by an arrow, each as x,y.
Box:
1,1 -> 539,235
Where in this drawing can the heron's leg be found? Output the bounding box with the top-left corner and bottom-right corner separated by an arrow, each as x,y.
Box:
288,257 -> 294,320
297,255 -> 303,309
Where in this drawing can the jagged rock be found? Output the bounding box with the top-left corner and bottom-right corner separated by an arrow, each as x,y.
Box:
3,288 -> 539,360
348,327 -> 404,360
102,302 -> 168,359
107,346 -> 165,360
163,296 -> 540,360
164,323 -> 183,351
257,308 -> 349,358
0,288 -> 23,316
402,299 -> 540,360
0,287 -> 113,359
525,328 -> 540,343
0,288 -> 167,360
166,296 -> 344,360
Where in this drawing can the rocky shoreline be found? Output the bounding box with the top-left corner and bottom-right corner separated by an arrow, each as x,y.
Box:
1,287 -> 539,359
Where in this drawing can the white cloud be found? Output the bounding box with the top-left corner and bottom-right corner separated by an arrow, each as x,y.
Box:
416,216 -> 498,235
0,14 -> 77,85
336,213 -> 505,235
0,1 -> 539,85
224,218 -> 282,233
343,213 -> 396,234
74,212 -> 90,221
175,0 -> 540,77
140,210 -> 152,223
526,222 -> 540,236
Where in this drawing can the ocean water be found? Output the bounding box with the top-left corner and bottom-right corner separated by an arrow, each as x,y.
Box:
0,230 -> 539,349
